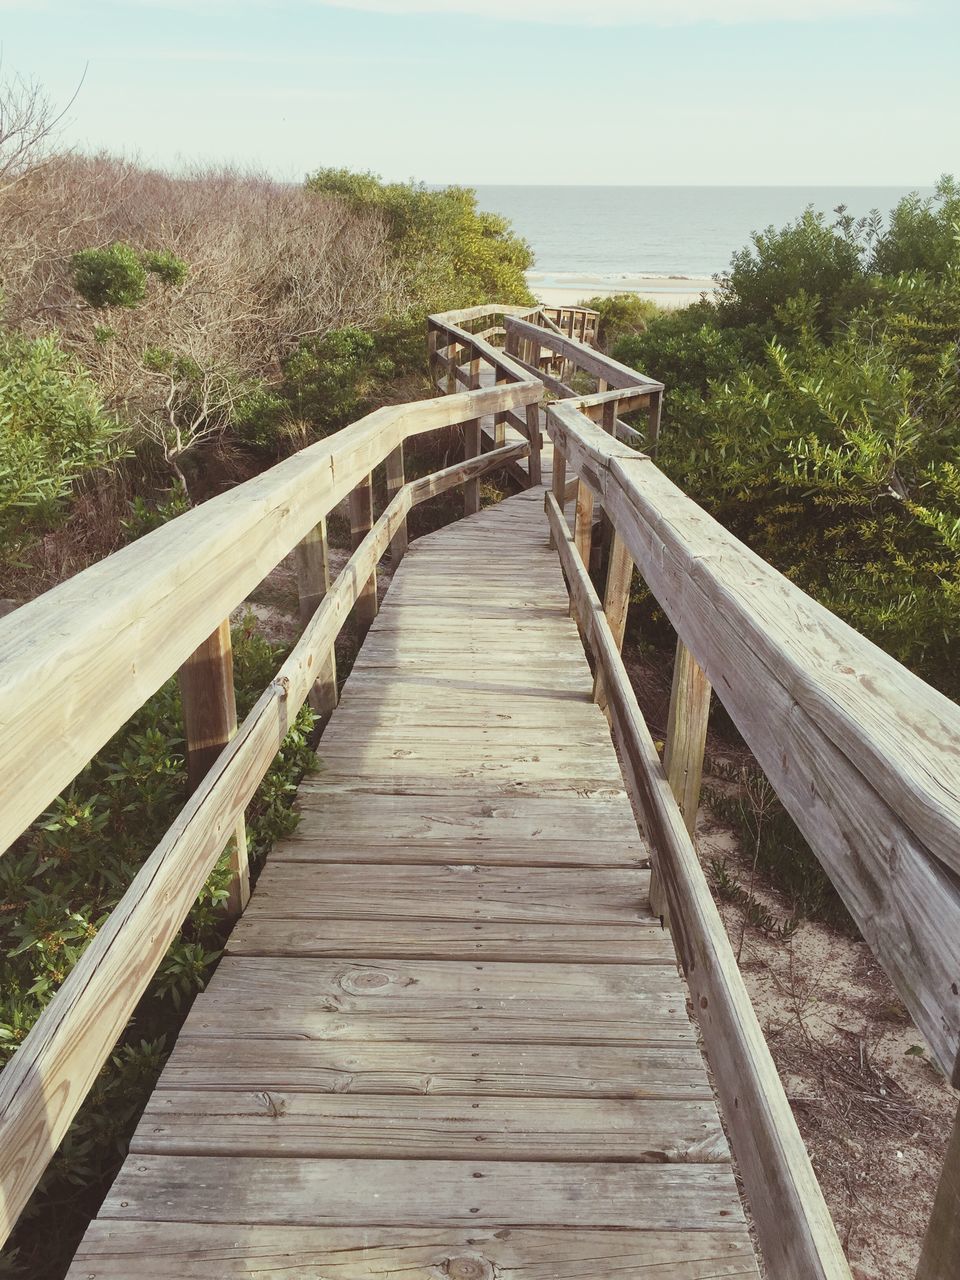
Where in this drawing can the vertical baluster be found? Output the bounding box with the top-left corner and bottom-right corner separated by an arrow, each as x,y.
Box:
494,373 -> 507,447
525,401 -> 542,487
916,1103 -> 960,1280
549,438 -> 567,549
348,473 -> 378,641
593,533 -> 633,710
648,388 -> 663,458
463,354 -> 483,516
179,619 -> 249,919
652,639 -> 712,922
446,339 -> 459,394
385,444 -> 408,565
295,518 -> 338,721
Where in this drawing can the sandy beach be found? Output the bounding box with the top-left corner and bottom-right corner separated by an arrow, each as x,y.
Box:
531,276 -> 717,312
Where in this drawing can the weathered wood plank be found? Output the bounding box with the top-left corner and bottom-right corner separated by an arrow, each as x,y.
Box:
237,864 -> 650,924
131,1094 -> 727,1161
68,1222 -> 761,1279
160,1040 -> 706,1099
100,1156 -> 746,1229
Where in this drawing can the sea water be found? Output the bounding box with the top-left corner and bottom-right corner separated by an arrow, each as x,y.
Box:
472,185 -> 932,295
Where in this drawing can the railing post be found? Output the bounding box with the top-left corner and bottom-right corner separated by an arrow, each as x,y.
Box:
548,438 -> 567,550
525,401 -> 542,487
385,444 -> 408,565
593,532 -> 633,710
446,339 -> 459,395
348,473 -> 378,641
574,479 -> 594,572
648,388 -> 662,459
653,639 -> 712,921
294,518 -> 338,722
463,354 -> 483,515
494,374 -> 507,447
178,619 -> 250,919
917,1103 -> 960,1280
428,326 -> 439,384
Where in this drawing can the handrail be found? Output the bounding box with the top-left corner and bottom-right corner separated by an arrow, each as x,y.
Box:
545,488 -> 851,1280
547,391 -> 960,1084
0,372 -> 536,1238
0,382 -> 537,862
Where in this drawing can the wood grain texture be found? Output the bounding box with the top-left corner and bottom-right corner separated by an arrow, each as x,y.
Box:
100,1156 -> 746,1229
155,1039 -> 707,1094
68,1223 -> 760,1279
131,1093 -> 728,1161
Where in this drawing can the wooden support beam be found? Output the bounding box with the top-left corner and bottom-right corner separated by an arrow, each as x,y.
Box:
463,418 -> 482,516
294,519 -> 338,722
348,474 -> 378,641
525,401 -> 542,487
663,639 -> 712,837
178,620 -> 249,919
385,445 -> 408,565
653,640 -> 712,921
648,388 -> 663,458
446,341 -> 458,394
917,1102 -> 960,1280
593,531 -> 633,711
549,444 -> 567,549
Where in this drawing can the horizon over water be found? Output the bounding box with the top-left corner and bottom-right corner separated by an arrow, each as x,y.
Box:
472,185 -> 934,295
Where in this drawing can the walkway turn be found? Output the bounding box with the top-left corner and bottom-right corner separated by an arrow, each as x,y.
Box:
68,487 -> 759,1278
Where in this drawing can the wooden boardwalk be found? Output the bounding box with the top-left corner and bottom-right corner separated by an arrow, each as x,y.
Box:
68,486 -> 759,1278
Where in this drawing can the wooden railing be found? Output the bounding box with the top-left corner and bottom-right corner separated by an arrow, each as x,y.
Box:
0,374 -> 537,1241
2,297 -> 959,1277
536,354 -> 960,1279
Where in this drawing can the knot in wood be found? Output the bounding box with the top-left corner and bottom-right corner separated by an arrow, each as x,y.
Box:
444,1256 -> 493,1280
339,968 -> 391,993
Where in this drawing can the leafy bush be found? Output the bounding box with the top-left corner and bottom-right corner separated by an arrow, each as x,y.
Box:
621,179 -> 960,699
71,242 -> 148,309
306,168 -> 534,312
0,330 -> 123,557
580,292 -> 661,352
142,249 -> 188,287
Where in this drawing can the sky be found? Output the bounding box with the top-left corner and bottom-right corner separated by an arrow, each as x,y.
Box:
1,0 -> 956,185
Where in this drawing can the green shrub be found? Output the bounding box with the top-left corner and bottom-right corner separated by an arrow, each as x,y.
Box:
71,243 -> 148,309
580,292 -> 660,351
142,250 -> 188,287
0,330 -> 123,556
306,168 -> 534,312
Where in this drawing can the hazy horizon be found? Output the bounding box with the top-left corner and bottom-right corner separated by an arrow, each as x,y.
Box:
3,1 -> 956,187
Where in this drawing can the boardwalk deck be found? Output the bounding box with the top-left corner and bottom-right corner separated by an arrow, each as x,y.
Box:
68,486 -> 760,1279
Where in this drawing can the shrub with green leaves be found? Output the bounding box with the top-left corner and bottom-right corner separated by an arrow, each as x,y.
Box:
306,168 -> 534,312
580,292 -> 661,352
0,330 -> 123,558
70,242 -> 148,310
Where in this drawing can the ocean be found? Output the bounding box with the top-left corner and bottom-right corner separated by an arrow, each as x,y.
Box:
472,185 -> 932,296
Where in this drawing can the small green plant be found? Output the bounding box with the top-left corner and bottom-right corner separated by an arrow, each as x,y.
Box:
142,250 -> 188,287
0,330 -> 124,560
71,242 -> 148,309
